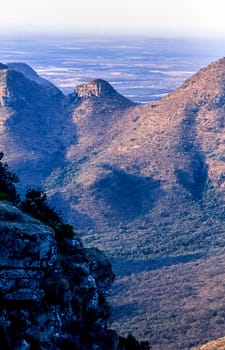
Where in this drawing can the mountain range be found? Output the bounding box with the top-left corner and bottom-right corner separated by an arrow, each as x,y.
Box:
2,59 -> 225,349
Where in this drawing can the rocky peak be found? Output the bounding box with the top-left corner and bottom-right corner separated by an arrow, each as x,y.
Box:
76,79 -> 116,98
70,78 -> 135,122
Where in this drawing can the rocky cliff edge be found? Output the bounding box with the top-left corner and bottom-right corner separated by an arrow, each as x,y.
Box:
0,199 -> 118,349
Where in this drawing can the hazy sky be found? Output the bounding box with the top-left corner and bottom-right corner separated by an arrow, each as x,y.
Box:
1,0 -> 225,38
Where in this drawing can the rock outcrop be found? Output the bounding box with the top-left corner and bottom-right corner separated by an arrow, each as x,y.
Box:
0,200 -> 119,350
76,79 -> 125,99
68,78 -> 135,121
0,201 -> 56,303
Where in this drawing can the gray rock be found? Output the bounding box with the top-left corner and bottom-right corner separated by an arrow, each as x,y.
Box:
0,201 -> 119,350
0,201 -> 56,302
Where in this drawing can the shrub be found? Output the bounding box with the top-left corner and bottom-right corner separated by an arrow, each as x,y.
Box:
0,152 -> 19,202
21,189 -> 76,241
119,334 -> 151,350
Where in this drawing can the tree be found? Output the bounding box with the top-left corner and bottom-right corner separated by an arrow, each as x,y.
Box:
21,189 -> 75,241
119,334 -> 151,350
0,152 -> 19,202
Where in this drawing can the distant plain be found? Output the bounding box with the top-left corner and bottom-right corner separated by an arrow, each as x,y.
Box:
3,36 -> 225,349
2,36 -> 225,103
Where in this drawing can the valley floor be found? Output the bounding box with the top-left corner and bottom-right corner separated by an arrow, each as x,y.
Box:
109,250 -> 225,350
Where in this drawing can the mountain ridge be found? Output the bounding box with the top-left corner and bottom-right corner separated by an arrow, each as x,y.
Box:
2,58 -> 225,349
0,64 -> 76,190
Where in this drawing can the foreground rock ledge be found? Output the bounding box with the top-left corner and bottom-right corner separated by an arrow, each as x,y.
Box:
0,200 -> 118,350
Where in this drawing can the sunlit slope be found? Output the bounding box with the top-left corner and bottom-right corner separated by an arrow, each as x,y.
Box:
46,58 -> 225,261
2,59 -> 225,348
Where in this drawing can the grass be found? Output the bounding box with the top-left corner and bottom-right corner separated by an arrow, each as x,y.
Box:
109,250 -> 225,350
43,58 -> 225,349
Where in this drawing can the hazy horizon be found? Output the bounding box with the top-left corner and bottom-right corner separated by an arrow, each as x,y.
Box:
2,36 -> 225,104
2,0 -> 225,39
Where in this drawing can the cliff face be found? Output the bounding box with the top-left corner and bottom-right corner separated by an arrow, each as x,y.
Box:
68,78 -> 135,124
0,200 -> 117,350
76,79 -> 114,98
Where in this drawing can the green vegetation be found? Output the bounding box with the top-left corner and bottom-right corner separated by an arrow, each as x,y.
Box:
0,153 -> 152,349
119,334 -> 150,350
0,152 -> 19,202
0,152 -> 76,242
21,189 -> 76,241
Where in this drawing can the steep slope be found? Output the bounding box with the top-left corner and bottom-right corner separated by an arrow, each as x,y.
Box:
43,58 -> 225,349
0,156 -> 149,350
0,200 -> 116,349
67,78 -> 135,168
0,64 -> 75,189
7,62 -> 57,88
48,58 -> 225,258
3,59 -> 225,349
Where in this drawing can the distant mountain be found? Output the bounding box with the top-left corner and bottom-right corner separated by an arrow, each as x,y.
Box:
7,62 -> 56,87
2,59 -> 225,349
0,63 -> 75,189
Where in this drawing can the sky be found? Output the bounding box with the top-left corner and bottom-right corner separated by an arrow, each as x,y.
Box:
1,0 -> 225,38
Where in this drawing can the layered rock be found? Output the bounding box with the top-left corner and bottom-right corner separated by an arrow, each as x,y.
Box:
0,201 -> 56,302
76,79 -> 110,98
76,78 -> 125,99
68,78 -> 135,123
0,200 -> 118,350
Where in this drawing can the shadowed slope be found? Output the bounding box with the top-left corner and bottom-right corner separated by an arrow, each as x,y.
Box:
45,58 -> 225,349
0,64 -> 75,189
2,59 -> 225,349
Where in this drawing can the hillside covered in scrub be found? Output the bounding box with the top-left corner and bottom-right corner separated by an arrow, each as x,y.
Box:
2,58 -> 225,348
0,153 -> 150,350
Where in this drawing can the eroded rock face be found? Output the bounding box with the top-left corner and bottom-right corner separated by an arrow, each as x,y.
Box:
0,201 -> 117,350
71,78 -> 134,114
76,79 -> 116,98
0,201 -> 56,302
